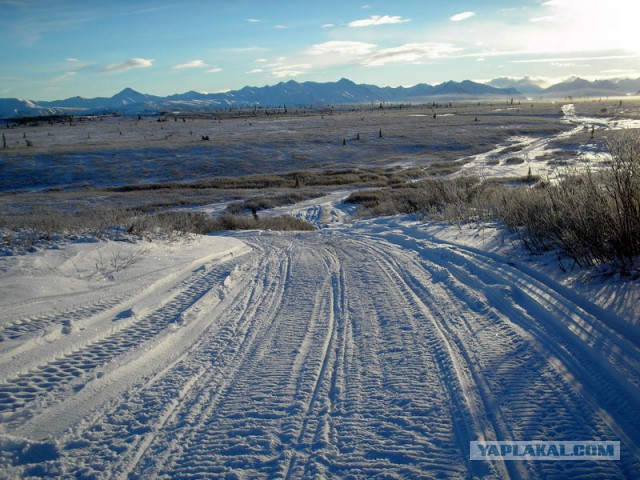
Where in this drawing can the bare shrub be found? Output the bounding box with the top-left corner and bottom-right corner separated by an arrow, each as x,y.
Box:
493,129 -> 640,270
0,208 -> 134,238
225,192 -> 321,215
127,211 -> 216,240
604,130 -> 640,261
94,246 -> 149,275
494,183 -> 566,253
212,214 -> 315,232
345,176 -> 486,221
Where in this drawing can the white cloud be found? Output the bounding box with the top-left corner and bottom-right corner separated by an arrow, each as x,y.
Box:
247,68 -> 263,74
303,39 -> 460,71
529,15 -> 556,23
205,67 -> 222,73
348,15 -> 410,27
450,11 -> 475,22
321,23 -> 335,28
53,71 -> 76,82
105,58 -> 153,73
363,42 -> 460,66
229,46 -> 268,53
172,59 -> 209,69
512,54 -> 640,63
308,40 -> 377,57
275,25 -> 286,29
270,63 -> 312,78
601,69 -> 637,74
245,18 -> 260,23
66,57 -> 79,62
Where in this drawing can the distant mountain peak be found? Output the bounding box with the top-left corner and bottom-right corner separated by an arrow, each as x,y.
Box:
486,75 -> 640,98
0,78 -> 526,118
115,87 -> 141,96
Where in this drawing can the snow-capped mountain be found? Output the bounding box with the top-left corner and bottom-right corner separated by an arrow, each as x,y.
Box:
0,79 -> 521,118
488,76 -> 640,98
3,76 -> 639,119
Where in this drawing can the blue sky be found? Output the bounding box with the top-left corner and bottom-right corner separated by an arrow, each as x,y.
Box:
1,0 -> 638,100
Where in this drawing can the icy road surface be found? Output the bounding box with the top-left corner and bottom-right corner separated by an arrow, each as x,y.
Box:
1,223 -> 639,478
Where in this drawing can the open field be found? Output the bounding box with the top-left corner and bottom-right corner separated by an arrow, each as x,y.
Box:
1,98 -> 640,478
3,98 -> 639,216
0,101 -> 589,192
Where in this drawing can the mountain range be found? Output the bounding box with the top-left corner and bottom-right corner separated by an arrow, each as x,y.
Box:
1,77 -> 639,119
487,76 -> 640,98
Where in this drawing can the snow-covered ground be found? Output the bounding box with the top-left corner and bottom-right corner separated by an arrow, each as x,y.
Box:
2,100 -> 640,478
1,192 -> 639,478
458,103 -> 640,180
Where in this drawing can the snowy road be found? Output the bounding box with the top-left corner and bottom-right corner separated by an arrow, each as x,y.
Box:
1,224 -> 640,478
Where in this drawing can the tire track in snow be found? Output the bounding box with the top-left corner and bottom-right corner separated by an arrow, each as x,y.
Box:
0,252 -> 249,428
5,229 -> 639,479
420,244 -> 640,477
419,243 -> 640,422
312,237 -> 472,479
124,235 -> 469,479
160,240 -> 339,479
0,292 -> 137,343
7,249 -> 263,479
342,236 -> 511,479
283,246 -> 341,480
125,240 -> 299,478
363,230 -> 640,478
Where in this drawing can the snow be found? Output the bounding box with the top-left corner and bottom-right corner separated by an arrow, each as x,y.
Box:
458,103 -> 640,180
1,195 -> 639,478
2,102 -> 640,477
262,189 -> 358,228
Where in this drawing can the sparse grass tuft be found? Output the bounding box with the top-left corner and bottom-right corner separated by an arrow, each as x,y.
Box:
346,130 -> 640,272
493,129 -> 640,270
0,206 -> 315,252
212,214 -> 315,232
346,175 -> 488,222
225,192 -> 321,215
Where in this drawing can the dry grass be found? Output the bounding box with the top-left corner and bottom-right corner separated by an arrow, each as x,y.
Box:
493,130 -> 640,269
211,214 -> 315,232
346,175 -> 489,222
346,129 -> 640,271
3,101 -> 640,269
0,207 -> 315,251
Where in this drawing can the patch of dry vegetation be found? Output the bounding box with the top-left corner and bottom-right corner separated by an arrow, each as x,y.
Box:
1,165 -> 428,248
346,175 -> 492,222
211,214 -> 315,232
346,129 -> 640,272
225,192 -> 321,215
0,207 -> 315,252
494,130 -> 640,270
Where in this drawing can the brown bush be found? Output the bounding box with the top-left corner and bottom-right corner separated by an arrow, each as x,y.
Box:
493,129 -> 640,269
212,214 -> 315,232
